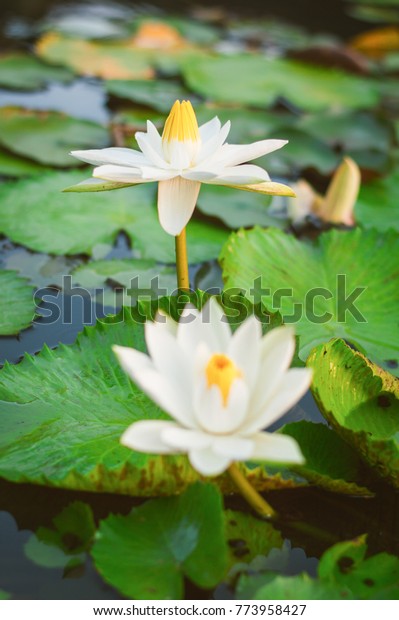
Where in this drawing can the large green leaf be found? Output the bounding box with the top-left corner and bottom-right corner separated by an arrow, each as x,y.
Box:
0,107 -> 109,167
105,79 -> 192,112
0,53 -> 73,90
282,421 -> 372,495
308,339 -> 399,487
0,304 -> 299,496
197,185 -> 284,229
356,169 -> 399,232
182,54 -> 381,111
221,227 -> 399,371
92,483 -> 227,599
0,270 -> 35,336
0,171 -> 229,262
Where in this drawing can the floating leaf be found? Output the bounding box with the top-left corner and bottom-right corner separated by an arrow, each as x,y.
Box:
72,258 -> 177,296
105,79 -> 192,112
0,107 -> 109,167
182,54 -> 381,111
0,53 -> 73,90
0,591 -> 10,600
237,535 -> 399,599
0,170 -> 229,262
282,421 -> 372,495
36,32 -> 154,79
0,303 -> 300,496
0,270 -> 35,336
221,227 -> 399,370
92,483 -> 227,599
197,185 -> 285,229
308,339 -> 399,487
356,169 -> 399,232
225,510 -> 283,569
0,150 -> 46,178
318,535 -> 399,599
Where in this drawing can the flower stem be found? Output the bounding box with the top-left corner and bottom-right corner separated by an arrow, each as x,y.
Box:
228,462 -> 277,520
175,228 -> 190,291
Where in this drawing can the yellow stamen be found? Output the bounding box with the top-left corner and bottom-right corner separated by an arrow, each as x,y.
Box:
162,100 -> 199,143
205,354 -> 242,406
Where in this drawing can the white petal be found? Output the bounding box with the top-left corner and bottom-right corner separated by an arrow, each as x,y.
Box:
181,169 -> 219,182
212,435 -> 254,460
196,121 -> 231,165
157,177 -> 201,236
176,298 -> 231,357
227,315 -> 261,389
93,164 -> 145,183
70,147 -> 149,168
161,426 -> 211,451
250,326 -> 296,415
121,420 -> 180,454
146,121 -> 163,156
131,366 -> 195,427
199,297 -> 232,351
154,310 -> 178,336
216,139 -> 288,167
199,116 -> 221,142
145,319 -> 192,390
243,368 -> 313,434
113,345 -> 153,379
250,432 -> 305,464
194,378 -> 249,434
135,131 -> 170,169
206,164 -> 270,186
189,447 -> 231,476
137,165 -> 176,181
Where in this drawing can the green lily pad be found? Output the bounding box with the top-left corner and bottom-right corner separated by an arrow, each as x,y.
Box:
221,227 -> 399,371
282,421 -> 372,495
0,107 -> 109,167
308,338 -> 399,487
92,483 -> 227,599
0,53 -> 73,90
35,33 -> 154,80
318,535 -> 399,599
225,510 -> 283,569
237,535 -> 399,599
197,185 -> 285,229
356,168 -> 399,232
0,150 -> 46,178
0,591 -> 10,600
0,170 -> 229,262
105,79 -> 192,113
182,54 -> 381,111
0,270 -> 36,336
0,302 -> 301,496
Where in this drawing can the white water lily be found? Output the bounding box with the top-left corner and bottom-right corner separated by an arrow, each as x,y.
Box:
69,100 -> 293,236
113,299 -> 312,476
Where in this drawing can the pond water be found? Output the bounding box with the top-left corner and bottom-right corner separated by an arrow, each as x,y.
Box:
0,0 -> 398,602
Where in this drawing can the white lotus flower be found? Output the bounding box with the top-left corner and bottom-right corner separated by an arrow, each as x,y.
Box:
69,100 -> 293,236
113,299 -> 312,476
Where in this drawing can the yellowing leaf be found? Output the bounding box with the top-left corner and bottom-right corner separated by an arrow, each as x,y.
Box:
35,32 -> 154,79
351,26 -> 399,58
